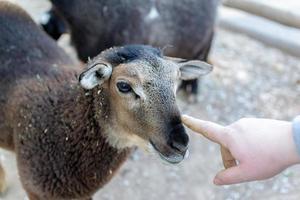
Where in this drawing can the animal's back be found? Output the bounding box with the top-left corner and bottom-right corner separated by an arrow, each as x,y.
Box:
0,2 -> 75,150
51,0 -> 219,61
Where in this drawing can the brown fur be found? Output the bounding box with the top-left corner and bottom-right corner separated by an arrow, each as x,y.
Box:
0,2 -> 212,199
0,2 -> 130,199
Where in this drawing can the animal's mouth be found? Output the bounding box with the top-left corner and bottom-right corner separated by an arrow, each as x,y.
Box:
150,140 -> 189,164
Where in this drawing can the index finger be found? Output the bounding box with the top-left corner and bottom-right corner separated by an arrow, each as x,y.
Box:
181,115 -> 227,145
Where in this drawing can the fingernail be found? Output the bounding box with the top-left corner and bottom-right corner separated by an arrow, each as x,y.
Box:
213,177 -> 222,185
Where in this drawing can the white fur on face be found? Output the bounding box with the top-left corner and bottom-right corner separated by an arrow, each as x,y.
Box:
80,72 -> 101,89
80,64 -> 112,89
103,127 -> 149,150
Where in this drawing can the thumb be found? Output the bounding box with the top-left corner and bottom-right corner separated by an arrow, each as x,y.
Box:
214,165 -> 249,185
181,115 -> 227,144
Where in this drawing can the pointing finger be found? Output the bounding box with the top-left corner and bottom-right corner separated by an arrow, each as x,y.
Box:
181,115 -> 227,145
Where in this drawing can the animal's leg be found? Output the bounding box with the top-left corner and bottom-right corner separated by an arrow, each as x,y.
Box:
26,191 -> 41,200
41,7 -> 68,40
181,31 -> 214,101
0,125 -> 14,151
179,79 -> 198,103
0,163 -> 6,194
190,80 -> 198,94
0,111 -> 14,151
0,115 -> 9,194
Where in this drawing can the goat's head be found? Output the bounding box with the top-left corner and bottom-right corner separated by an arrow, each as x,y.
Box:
79,45 -> 212,164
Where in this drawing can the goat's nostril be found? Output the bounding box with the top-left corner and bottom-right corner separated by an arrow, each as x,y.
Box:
169,124 -> 189,153
170,139 -> 188,152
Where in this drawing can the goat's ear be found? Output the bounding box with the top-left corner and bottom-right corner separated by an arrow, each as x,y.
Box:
164,56 -> 213,80
179,60 -> 213,80
79,63 -> 112,89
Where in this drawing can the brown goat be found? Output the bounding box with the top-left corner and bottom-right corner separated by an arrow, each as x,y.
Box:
0,2 -> 212,200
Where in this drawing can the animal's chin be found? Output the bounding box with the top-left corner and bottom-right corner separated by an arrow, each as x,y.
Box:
149,141 -> 188,164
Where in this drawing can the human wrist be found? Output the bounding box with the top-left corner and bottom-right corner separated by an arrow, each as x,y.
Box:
292,116 -> 300,164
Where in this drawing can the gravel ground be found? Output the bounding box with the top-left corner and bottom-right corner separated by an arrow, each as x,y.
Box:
1,1 -> 300,199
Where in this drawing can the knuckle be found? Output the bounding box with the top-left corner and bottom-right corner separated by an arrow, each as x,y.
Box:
237,118 -> 248,124
230,118 -> 248,132
222,126 -> 232,137
221,126 -> 233,145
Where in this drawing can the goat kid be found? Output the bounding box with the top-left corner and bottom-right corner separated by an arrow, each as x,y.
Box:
0,2 -> 212,199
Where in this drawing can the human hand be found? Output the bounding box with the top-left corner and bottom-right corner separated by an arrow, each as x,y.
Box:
182,115 -> 300,185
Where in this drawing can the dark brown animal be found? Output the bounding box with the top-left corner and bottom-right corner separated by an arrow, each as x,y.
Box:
43,0 -> 219,98
0,2 -> 212,199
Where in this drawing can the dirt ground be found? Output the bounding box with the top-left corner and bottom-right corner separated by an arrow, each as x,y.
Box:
1,0 -> 300,199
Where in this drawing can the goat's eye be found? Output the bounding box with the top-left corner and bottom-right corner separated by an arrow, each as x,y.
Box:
117,82 -> 132,93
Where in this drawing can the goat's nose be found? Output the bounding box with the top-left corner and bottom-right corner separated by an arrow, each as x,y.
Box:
168,123 -> 189,153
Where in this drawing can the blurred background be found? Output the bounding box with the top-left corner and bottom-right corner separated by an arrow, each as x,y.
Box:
1,0 -> 300,199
